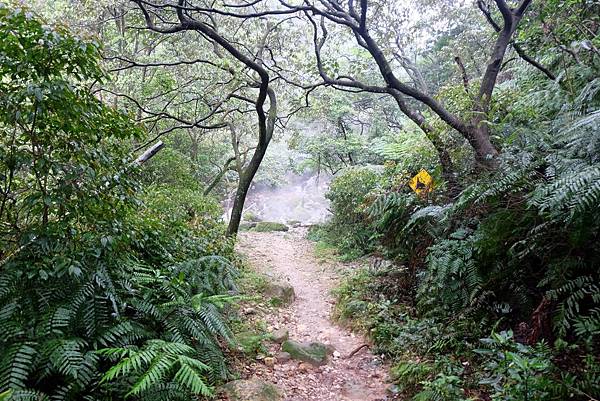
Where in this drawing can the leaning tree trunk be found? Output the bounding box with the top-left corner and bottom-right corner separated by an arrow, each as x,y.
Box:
226,88 -> 277,237
204,156 -> 235,196
226,144 -> 269,236
465,0 -> 531,169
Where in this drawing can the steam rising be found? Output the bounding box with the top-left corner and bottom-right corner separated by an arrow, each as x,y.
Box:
224,173 -> 331,224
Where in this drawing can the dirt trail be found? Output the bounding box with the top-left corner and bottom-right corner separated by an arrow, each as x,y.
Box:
235,228 -> 390,401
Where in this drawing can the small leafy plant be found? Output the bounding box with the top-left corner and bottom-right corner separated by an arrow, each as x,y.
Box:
475,331 -> 553,401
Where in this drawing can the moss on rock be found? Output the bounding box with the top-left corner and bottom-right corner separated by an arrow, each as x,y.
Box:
221,379 -> 282,401
265,282 -> 295,305
281,340 -> 331,366
253,222 -> 289,232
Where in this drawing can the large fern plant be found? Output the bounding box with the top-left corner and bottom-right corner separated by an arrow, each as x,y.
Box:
417,75 -> 600,344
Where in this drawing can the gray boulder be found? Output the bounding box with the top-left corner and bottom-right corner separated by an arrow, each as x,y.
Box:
221,379 -> 282,401
281,340 -> 332,366
265,282 -> 295,305
270,328 -> 289,344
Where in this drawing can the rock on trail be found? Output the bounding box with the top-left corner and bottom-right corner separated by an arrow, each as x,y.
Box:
224,227 -> 389,401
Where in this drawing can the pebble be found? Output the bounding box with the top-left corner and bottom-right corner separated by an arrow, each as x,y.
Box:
298,362 -> 312,372
275,351 -> 291,363
386,384 -> 401,395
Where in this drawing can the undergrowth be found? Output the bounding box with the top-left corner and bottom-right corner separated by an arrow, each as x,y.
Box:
323,68 -> 600,400
0,9 -> 240,400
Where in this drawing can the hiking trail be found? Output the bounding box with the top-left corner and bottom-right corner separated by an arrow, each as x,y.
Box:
228,227 -> 391,401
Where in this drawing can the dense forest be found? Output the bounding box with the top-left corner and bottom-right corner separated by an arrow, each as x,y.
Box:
0,0 -> 599,400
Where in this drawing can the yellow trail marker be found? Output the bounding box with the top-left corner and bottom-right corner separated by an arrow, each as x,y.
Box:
409,169 -> 433,195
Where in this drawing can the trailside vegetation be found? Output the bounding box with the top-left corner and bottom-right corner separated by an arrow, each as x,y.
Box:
0,7 -> 237,400
314,2 -> 600,398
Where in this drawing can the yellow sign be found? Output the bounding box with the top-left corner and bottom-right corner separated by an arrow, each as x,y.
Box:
409,169 -> 433,195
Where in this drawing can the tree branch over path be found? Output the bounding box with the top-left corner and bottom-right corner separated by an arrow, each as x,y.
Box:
291,0 -> 537,167
105,55 -> 236,74
132,0 -> 278,236
129,0 -> 535,199
192,0 -> 537,168
98,88 -> 229,136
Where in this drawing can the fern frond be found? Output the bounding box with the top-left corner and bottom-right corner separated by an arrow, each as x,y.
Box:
173,360 -> 212,396
100,340 -> 214,398
47,339 -> 87,380
5,389 -> 49,401
0,343 -> 38,390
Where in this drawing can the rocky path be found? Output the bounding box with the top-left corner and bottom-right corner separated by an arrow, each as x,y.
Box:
229,228 -> 390,401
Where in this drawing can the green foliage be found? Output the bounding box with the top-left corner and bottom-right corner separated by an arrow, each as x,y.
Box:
327,167 -> 380,220
391,360 -> 434,395
243,212 -> 260,223
5,0 -> 600,399
138,184 -> 233,258
0,8 -> 236,401
316,166 -> 380,258
326,51 -> 600,400
371,129 -> 438,173
99,340 -> 212,397
251,221 -> 289,232
413,373 -> 470,401
290,90 -> 385,175
475,331 -> 554,401
311,240 -> 338,262
293,129 -> 370,174
141,148 -> 202,192
518,0 -> 600,76
234,331 -> 269,356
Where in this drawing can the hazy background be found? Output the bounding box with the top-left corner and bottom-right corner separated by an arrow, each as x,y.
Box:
223,172 -> 331,224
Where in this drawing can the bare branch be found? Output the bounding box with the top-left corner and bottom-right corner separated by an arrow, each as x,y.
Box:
135,140 -> 165,164
105,55 -> 235,74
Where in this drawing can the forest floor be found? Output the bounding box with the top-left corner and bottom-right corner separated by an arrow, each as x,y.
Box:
226,227 -> 391,401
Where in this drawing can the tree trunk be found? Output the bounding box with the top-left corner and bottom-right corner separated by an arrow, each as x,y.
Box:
467,0 -> 530,169
429,137 -> 461,198
132,1 -> 278,237
227,175 -> 250,237
465,123 -> 499,168
227,88 -> 277,237
226,145 -> 268,236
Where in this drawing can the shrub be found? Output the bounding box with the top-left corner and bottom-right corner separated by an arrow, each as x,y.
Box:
320,166 -> 380,257
328,100 -> 600,398
475,331 -> 555,401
